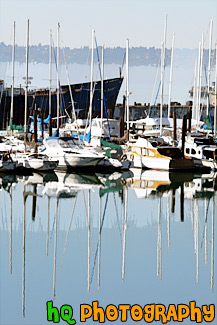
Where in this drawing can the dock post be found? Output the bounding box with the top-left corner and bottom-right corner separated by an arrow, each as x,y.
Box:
49,117 -> 52,136
120,95 -> 126,138
41,112 -> 44,139
188,107 -> 192,133
33,108 -> 38,152
181,114 -> 187,157
173,111 -> 177,146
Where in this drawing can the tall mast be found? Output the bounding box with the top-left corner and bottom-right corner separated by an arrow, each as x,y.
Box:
196,41 -> 201,126
89,29 -> 95,129
49,29 -> 52,116
126,38 -> 129,133
101,45 -> 104,135
160,41 -> 164,136
10,21 -> 15,131
57,22 -> 60,129
168,32 -> 175,118
163,13 -> 167,63
24,19 -> 29,142
198,34 -> 204,121
207,19 -> 213,115
192,58 -> 198,121
160,14 -> 167,135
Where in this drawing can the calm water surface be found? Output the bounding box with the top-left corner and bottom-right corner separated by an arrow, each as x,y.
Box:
0,61 -> 196,105
0,169 -> 217,324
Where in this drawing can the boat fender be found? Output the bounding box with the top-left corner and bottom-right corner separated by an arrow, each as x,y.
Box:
120,178 -> 126,186
130,154 -> 134,161
120,154 -> 127,161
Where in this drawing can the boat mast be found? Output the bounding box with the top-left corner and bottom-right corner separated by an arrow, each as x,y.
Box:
160,41 -> 164,136
57,22 -> 60,129
10,21 -> 15,132
168,32 -> 175,118
198,34 -> 204,122
196,41 -> 201,127
101,45 -> 104,136
49,29 -> 52,117
207,19 -> 213,116
89,29 -> 95,129
24,19 -> 29,143
49,29 -> 52,136
192,58 -> 198,121
163,13 -> 167,64
160,14 -> 167,135
126,38 -> 129,133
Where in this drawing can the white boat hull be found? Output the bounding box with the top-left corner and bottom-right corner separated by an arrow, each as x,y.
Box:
48,153 -> 103,169
127,153 -> 196,171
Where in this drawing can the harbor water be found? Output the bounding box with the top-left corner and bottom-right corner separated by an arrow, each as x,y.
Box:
0,169 -> 216,324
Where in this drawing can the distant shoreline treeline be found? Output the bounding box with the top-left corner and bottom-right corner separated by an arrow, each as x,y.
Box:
0,42 -> 215,67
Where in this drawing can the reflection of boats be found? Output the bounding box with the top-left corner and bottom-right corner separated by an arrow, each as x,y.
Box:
42,171 -> 102,198
42,137 -> 104,169
18,171 -> 58,185
127,168 -> 195,198
0,173 -> 17,189
183,173 -> 217,200
97,170 -> 133,196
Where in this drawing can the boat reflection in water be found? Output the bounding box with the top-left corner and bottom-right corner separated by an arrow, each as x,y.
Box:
0,169 -> 216,324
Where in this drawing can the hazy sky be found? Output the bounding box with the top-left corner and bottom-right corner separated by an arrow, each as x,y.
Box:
0,0 -> 216,49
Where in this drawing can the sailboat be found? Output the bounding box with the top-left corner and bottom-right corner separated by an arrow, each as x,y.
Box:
41,136 -> 104,169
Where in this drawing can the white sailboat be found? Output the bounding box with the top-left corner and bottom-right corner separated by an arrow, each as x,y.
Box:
41,137 -> 104,169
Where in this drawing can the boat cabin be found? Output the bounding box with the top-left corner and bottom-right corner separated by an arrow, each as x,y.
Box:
184,136 -> 217,161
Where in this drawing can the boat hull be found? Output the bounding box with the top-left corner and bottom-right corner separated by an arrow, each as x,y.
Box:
127,153 -> 197,171
47,154 -> 103,170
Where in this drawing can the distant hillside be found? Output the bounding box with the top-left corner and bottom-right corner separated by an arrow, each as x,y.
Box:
0,42 -> 215,67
